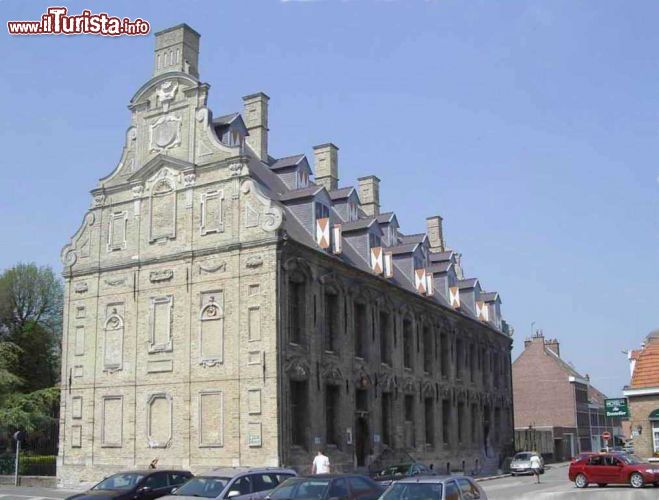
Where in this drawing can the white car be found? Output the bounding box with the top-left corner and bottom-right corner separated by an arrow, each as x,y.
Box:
509,452 -> 544,476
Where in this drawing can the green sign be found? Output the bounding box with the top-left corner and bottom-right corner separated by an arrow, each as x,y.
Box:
605,398 -> 629,418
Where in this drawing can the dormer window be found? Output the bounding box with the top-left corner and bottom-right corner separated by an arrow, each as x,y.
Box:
315,202 -> 329,221
297,169 -> 309,188
369,233 -> 382,252
348,201 -> 359,221
315,202 -> 330,249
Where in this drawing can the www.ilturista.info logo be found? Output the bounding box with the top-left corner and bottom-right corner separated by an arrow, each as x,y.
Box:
7,7 -> 150,36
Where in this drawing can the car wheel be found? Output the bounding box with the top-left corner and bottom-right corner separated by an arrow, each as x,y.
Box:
597,483 -> 607,488
575,474 -> 588,488
630,472 -> 644,489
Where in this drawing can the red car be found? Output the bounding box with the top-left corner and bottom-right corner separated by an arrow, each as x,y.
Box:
568,452 -> 659,488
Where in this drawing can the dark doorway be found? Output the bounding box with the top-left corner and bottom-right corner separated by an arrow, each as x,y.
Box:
483,405 -> 491,456
355,416 -> 370,467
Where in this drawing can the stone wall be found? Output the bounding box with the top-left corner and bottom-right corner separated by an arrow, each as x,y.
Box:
628,395 -> 659,460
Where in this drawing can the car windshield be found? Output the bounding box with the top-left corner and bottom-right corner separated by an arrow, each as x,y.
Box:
622,454 -> 644,465
93,473 -> 145,491
513,453 -> 532,461
381,482 -> 443,500
380,465 -> 412,476
174,477 -> 229,498
269,478 -> 330,499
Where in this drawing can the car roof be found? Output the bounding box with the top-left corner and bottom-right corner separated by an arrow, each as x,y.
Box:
111,470 -> 190,475
394,475 -> 472,484
295,474 -> 370,479
205,467 -> 296,478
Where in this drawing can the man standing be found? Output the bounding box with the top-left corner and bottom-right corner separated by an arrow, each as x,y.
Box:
530,453 -> 542,484
312,450 -> 331,474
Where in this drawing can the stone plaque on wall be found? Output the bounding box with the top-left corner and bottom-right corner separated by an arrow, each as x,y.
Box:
199,391 -> 223,447
102,396 -> 123,447
248,307 -> 261,341
104,305 -> 124,372
247,422 -> 262,447
108,212 -> 127,251
150,179 -> 176,242
74,326 -> 85,356
199,291 -> 224,366
200,190 -> 224,235
72,396 -> 83,419
71,425 -> 82,448
149,296 -> 173,352
147,393 -> 172,448
248,389 -> 261,415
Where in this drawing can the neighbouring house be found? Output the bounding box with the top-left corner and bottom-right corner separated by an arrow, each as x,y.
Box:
513,333 -> 622,461
623,329 -> 659,461
57,24 -> 514,487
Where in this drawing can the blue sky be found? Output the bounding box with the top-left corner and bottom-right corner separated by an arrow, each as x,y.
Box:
1,0 -> 657,397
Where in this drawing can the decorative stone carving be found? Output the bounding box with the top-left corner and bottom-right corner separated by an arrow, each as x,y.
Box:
198,261 -> 226,275
92,193 -> 106,207
245,204 -> 259,228
284,356 -> 310,381
183,173 -> 196,187
104,277 -> 126,287
74,282 -> 88,294
322,363 -> 344,385
229,162 -> 246,199
61,213 -> 96,266
245,256 -> 263,269
149,269 -> 174,283
149,114 -> 182,152
146,393 -> 173,448
103,307 -> 124,373
156,80 -> 178,111
240,179 -> 284,231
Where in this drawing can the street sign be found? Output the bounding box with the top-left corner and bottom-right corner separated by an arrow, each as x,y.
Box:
602,431 -> 611,440
605,398 -> 629,418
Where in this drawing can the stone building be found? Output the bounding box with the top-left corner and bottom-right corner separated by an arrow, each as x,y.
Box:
57,24 -> 513,487
512,334 -> 622,461
623,329 -> 659,460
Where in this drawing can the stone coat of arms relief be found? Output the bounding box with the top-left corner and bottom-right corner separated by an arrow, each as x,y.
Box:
150,113 -> 182,153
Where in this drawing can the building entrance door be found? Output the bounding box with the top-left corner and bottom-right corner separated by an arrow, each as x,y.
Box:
355,416 -> 369,467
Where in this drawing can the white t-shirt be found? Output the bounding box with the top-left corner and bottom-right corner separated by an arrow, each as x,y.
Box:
530,455 -> 542,470
313,454 -> 330,474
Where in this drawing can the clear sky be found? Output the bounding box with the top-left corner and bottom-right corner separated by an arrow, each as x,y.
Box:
1,0 -> 657,397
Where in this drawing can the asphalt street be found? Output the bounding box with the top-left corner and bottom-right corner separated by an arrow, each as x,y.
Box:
480,464 -> 659,499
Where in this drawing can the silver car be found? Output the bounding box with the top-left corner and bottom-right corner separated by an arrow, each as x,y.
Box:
161,467 -> 296,500
379,475 -> 486,500
509,451 -> 544,476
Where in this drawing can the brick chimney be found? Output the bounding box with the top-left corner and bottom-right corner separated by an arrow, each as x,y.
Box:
426,215 -> 445,252
154,24 -> 200,78
545,338 -> 560,357
313,143 -> 339,191
242,92 -> 269,161
358,175 -> 380,217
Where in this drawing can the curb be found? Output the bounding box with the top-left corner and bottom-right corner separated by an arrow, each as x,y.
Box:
475,474 -> 512,482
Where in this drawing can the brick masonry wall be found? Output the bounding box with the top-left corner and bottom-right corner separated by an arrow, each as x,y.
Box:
628,395 -> 659,459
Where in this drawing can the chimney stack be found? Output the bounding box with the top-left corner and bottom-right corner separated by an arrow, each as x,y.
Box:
545,338 -> 560,357
154,24 -> 200,78
242,92 -> 269,161
358,175 -> 380,217
313,143 -> 339,191
426,215 -> 445,252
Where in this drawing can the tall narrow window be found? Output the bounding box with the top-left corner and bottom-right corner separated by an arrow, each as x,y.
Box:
289,278 -> 306,345
425,398 -> 435,446
354,302 -> 367,359
403,319 -> 413,369
404,395 -> 415,448
381,392 -> 392,446
423,326 -> 433,374
356,389 -> 368,412
442,399 -> 450,445
441,333 -> 449,377
469,344 -> 476,382
291,381 -> 308,448
325,293 -> 339,352
471,404 -> 478,444
458,402 -> 465,443
379,311 -> 391,365
456,339 -> 464,379
325,385 -> 339,446
494,407 -> 501,445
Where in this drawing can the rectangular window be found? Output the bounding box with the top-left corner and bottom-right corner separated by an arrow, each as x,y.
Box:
471,404 -> 478,443
354,302 -> 367,359
315,202 -> 329,221
289,279 -> 305,345
403,319 -> 413,369
325,293 -> 339,352
494,407 -> 501,444
381,392 -> 392,446
425,398 -> 435,446
325,385 -> 339,446
291,381 -> 308,448
379,311 -> 391,365
423,326 -> 433,374
404,395 -> 415,448
456,339 -> 464,379
369,232 -> 382,251
442,399 -> 451,445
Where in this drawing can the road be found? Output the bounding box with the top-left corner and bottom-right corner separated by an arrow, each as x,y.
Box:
480,463 -> 659,499
0,485 -> 74,500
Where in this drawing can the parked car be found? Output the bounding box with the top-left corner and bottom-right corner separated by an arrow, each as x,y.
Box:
373,463 -> 436,486
265,474 -> 384,500
379,475 -> 486,500
509,452 -> 544,476
162,468 -> 296,500
66,470 -> 193,500
568,452 -> 659,488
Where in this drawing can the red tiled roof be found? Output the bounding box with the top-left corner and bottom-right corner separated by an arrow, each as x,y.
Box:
631,338 -> 659,389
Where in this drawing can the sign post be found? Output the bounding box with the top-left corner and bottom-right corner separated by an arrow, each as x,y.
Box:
602,431 -> 612,451
605,398 -> 629,418
13,431 -> 25,487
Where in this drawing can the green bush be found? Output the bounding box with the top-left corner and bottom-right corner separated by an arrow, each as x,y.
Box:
0,454 -> 56,476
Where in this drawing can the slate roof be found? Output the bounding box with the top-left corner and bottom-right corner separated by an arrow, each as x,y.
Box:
342,218 -> 377,232
212,112 -> 241,125
630,336 -> 659,389
270,154 -> 305,171
430,251 -> 453,263
399,233 -> 426,244
279,185 -> 324,201
458,278 -> 479,289
329,187 -> 355,200
480,292 -> 500,303
428,261 -> 452,274
388,243 -> 419,256
376,212 -> 396,224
